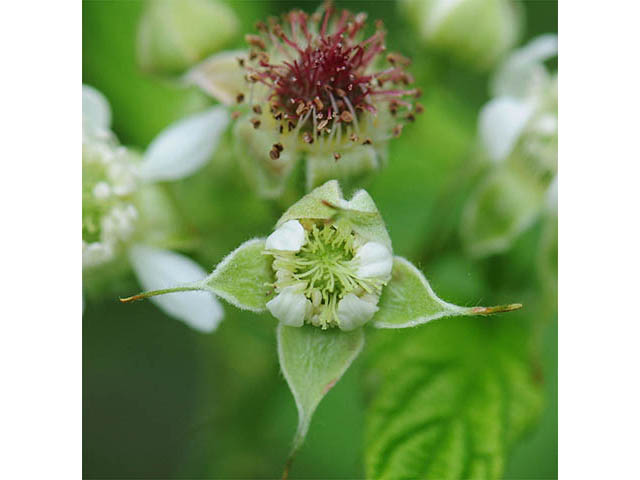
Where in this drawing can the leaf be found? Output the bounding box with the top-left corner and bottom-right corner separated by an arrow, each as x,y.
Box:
204,238 -> 274,312
277,324 -> 365,455
373,257 -> 520,329
364,315 -> 543,480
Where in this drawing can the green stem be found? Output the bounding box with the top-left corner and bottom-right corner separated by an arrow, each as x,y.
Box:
119,282 -> 204,304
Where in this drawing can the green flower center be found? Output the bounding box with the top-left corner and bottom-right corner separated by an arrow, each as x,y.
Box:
270,221 -> 385,329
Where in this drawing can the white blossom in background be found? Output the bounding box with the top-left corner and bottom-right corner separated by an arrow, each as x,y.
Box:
461,34 -> 558,257
82,85 -> 228,331
479,34 -> 558,170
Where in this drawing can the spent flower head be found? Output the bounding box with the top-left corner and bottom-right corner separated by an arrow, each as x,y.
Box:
121,180 -> 522,470
187,2 -> 423,196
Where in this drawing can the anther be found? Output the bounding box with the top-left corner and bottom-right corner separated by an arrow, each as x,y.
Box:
245,34 -> 266,50
340,111 -> 354,123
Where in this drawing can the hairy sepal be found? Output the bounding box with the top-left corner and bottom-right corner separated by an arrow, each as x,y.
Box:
277,324 -> 365,455
374,257 -> 521,328
204,238 -> 274,312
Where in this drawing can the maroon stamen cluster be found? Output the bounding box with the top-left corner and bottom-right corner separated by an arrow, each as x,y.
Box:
237,2 -> 422,157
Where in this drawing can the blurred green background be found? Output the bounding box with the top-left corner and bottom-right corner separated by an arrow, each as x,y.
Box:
83,1 -> 557,478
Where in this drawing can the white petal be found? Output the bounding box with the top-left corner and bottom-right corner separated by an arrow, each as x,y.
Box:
479,97 -> 535,163
266,287 -> 310,327
265,220 -> 306,252
82,84 -> 112,135
492,34 -> 558,98
337,294 -> 379,331
512,34 -> 558,69
139,106 -> 229,182
354,242 -> 393,279
128,244 -> 223,332
184,50 -> 248,106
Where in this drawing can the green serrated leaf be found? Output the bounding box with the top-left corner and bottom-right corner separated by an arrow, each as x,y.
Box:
364,316 -> 543,480
374,257 -> 520,328
204,238 -> 274,311
277,324 -> 365,456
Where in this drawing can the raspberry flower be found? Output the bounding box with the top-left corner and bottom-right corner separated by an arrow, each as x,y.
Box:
121,180 -> 522,470
83,84 -> 228,331
462,34 -> 557,256
186,2 -> 422,197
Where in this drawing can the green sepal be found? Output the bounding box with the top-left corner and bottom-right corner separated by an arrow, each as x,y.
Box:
277,180 -> 392,250
204,238 -> 274,312
305,145 -> 380,192
373,257 -> 521,328
277,324 -> 365,457
233,117 -> 300,199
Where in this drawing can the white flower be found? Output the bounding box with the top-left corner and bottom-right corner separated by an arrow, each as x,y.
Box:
82,85 -> 227,332
265,210 -> 393,331
478,34 -> 558,170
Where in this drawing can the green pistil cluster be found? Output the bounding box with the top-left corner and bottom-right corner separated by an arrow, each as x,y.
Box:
271,222 -> 384,329
82,160 -> 110,243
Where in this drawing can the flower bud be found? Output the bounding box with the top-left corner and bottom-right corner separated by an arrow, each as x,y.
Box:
137,0 -> 239,75
399,0 -> 522,70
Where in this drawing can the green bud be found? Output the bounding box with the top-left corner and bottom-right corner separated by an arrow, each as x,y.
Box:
137,0 -> 239,75
399,0 -> 522,70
